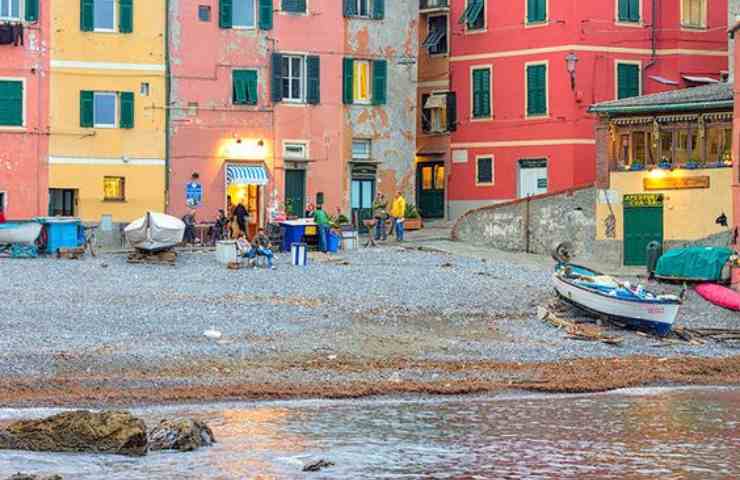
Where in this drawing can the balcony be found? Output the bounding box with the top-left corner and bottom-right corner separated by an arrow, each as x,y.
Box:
420,0 -> 448,14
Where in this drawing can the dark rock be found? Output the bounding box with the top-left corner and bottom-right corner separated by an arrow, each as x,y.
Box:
6,474 -> 63,480
147,418 -> 216,452
0,411 -> 147,457
302,459 -> 335,472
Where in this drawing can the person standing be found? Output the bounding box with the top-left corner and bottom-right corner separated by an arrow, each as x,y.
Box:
389,192 -> 407,242
372,192 -> 388,241
232,200 -> 249,238
313,204 -> 331,252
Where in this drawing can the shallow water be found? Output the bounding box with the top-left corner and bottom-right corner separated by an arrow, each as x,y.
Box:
1,387 -> 739,479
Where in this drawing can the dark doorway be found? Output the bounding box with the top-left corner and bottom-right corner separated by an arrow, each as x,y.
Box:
416,162 -> 445,219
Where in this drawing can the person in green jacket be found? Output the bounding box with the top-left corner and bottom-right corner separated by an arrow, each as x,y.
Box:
313,204 -> 331,252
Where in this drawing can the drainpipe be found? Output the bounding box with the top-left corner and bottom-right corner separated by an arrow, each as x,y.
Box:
164,0 -> 171,213
644,0 -> 658,83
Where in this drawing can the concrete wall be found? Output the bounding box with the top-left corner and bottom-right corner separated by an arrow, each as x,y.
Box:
453,186 -> 597,258
0,4 -> 49,219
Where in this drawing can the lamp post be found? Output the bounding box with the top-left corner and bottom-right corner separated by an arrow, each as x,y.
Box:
565,52 -> 578,91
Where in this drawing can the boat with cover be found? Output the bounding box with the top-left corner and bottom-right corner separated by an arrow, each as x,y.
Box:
0,222 -> 43,245
124,212 -> 185,252
551,244 -> 681,336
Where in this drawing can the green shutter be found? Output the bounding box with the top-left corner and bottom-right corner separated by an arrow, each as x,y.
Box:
472,69 -> 490,118
119,0 -> 133,33
527,0 -> 546,23
527,64 -> 547,116
219,0 -> 233,28
372,0 -> 384,19
233,70 -> 258,105
343,0 -> 356,17
343,58 -> 354,105
271,53 -> 283,102
446,92 -> 457,132
0,81 -> 23,127
306,56 -> 321,105
246,71 -> 258,105
371,59 -> 387,105
25,0 -> 39,22
282,0 -> 306,13
258,0 -> 273,30
120,92 -> 134,129
618,0 -> 640,22
80,0 -> 94,31
80,91 -> 94,128
617,63 -> 640,99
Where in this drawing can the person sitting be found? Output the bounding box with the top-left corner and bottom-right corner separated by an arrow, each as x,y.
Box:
236,233 -> 257,267
252,228 -> 276,270
182,209 -> 197,244
209,209 -> 229,244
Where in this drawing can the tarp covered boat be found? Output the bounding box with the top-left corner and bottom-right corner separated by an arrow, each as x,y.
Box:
124,212 -> 185,252
655,246 -> 734,283
0,222 -> 43,245
553,263 -> 682,336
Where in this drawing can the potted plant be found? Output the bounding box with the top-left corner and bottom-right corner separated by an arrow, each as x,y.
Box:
403,205 -> 423,231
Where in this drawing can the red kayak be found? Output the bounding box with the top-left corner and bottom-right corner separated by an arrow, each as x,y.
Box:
695,283 -> 740,312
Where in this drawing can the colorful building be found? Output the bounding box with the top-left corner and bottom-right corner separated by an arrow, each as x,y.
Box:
167,0 -> 418,234
47,0 -> 167,222
417,0 -> 452,219
446,0 -> 728,219
0,0 -> 48,219
591,83 -> 734,266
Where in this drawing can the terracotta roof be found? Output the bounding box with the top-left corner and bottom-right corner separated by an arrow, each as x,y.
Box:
589,83 -> 733,114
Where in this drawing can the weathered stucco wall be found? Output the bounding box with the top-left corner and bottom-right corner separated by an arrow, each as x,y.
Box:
0,8 -> 49,219
453,187 -> 597,258
344,2 -> 418,202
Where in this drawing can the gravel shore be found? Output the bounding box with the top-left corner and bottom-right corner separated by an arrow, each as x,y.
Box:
0,246 -> 738,405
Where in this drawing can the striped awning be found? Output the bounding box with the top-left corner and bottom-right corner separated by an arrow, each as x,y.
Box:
226,164 -> 268,185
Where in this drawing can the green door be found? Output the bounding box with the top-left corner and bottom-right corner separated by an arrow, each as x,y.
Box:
351,179 -> 374,233
416,162 -> 445,219
623,194 -> 664,266
284,169 -> 306,218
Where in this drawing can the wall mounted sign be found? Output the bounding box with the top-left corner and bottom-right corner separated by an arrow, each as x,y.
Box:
643,175 -> 710,191
624,193 -> 664,208
186,181 -> 203,208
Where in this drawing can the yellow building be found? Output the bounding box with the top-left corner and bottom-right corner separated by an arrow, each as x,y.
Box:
48,0 -> 166,222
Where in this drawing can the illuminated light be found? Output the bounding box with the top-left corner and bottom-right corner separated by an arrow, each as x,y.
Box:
649,169 -> 667,179
224,138 -> 266,160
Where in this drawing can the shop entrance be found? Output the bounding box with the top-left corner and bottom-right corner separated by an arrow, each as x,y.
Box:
226,164 -> 268,239
416,162 -> 445,219
623,194 -> 664,266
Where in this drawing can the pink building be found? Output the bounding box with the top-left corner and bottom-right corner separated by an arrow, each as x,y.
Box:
445,0 -> 728,219
168,0 -> 418,236
0,0 -> 48,219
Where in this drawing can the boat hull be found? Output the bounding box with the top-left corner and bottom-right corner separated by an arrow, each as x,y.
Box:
124,212 -> 185,252
553,273 -> 679,336
0,222 -> 43,245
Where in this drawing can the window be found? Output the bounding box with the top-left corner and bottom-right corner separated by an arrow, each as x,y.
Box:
422,92 -> 456,134
282,0 -> 306,13
233,69 -> 258,105
616,62 -> 640,99
0,192 -> 5,214
140,82 -> 150,96
343,58 -> 387,105
48,189 -> 77,216
476,156 -> 493,185
618,0 -> 640,23
94,0 -> 115,31
198,5 -> 211,21
526,0 -> 547,24
460,0 -> 484,30
93,92 -> 117,128
356,0 -> 369,17
352,139 -> 371,160
707,126 -> 732,164
0,80 -> 23,127
283,142 -> 307,159
682,0 -> 706,28
281,55 -> 305,102
0,0 -> 20,20
353,60 -> 371,103
423,15 -> 448,55
471,68 -> 491,119
344,0 -> 384,19
526,63 -> 547,117
233,0 -> 256,27
103,177 -> 125,201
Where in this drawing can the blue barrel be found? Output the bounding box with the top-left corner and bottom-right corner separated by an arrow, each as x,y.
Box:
291,242 -> 308,266
327,232 -> 340,253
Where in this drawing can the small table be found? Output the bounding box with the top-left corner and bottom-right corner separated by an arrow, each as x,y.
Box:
195,223 -> 214,245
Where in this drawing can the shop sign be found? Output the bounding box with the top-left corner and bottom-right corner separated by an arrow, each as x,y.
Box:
186,181 -> 203,208
643,176 -> 710,191
624,193 -> 663,208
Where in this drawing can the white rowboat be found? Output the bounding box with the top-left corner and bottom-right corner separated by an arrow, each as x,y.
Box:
125,212 -> 185,252
0,222 -> 43,246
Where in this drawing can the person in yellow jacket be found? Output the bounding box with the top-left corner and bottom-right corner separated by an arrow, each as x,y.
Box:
389,191 -> 407,242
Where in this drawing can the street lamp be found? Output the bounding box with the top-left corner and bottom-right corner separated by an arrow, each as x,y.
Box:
565,52 -> 578,90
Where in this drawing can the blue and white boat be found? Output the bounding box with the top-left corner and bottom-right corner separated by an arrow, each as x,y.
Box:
552,263 -> 681,337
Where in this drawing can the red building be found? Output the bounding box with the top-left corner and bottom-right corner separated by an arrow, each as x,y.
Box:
446,0 -> 728,218
0,0 -> 48,219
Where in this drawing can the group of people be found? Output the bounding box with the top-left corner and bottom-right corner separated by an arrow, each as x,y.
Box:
235,227 -> 276,270
181,197 -> 251,246
372,192 -> 407,242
